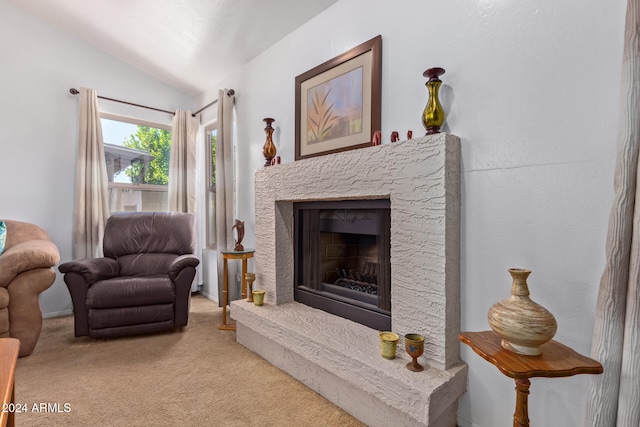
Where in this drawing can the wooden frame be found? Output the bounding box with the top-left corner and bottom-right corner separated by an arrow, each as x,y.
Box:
295,35 -> 382,161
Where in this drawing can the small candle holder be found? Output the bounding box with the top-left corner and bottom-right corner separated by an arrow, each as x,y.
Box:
405,333 -> 425,372
379,331 -> 400,360
245,272 -> 256,303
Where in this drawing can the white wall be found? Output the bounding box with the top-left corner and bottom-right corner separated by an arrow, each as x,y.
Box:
196,0 -> 627,425
0,0 -> 194,316
0,0 -> 628,423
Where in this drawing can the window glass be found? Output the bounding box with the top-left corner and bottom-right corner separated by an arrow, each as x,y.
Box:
101,116 -> 172,213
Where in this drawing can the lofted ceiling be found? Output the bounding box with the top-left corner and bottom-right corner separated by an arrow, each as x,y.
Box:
9,0 -> 338,96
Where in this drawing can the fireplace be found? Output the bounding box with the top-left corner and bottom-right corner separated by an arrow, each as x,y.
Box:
294,199 -> 391,330
232,134 -> 466,427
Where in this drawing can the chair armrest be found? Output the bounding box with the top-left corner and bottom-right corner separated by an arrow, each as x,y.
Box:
0,240 -> 60,288
58,258 -> 120,285
168,254 -> 200,282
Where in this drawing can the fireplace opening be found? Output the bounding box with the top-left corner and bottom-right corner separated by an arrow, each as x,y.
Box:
294,199 -> 391,330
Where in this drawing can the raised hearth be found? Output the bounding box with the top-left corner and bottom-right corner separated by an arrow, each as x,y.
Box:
232,133 -> 467,427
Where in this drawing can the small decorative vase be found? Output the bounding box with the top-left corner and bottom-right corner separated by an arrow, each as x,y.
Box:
404,333 -> 425,372
422,67 -> 446,135
252,290 -> 266,306
245,273 -> 256,303
262,118 -> 277,167
488,268 -> 558,356
379,332 -> 399,360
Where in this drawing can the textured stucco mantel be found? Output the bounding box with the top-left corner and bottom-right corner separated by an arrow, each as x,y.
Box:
234,134 -> 466,427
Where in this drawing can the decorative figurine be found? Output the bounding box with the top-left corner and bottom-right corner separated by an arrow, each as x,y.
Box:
422,67 -> 446,135
262,118 -> 277,167
232,219 -> 245,251
270,156 -> 281,166
372,130 -> 382,146
391,131 -> 400,142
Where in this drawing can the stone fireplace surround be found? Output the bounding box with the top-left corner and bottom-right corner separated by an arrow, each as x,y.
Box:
231,134 -> 467,427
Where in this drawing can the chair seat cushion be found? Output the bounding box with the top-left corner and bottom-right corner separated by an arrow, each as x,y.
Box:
87,276 -> 175,309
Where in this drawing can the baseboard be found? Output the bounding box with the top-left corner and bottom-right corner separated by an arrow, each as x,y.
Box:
196,290 -> 218,304
43,309 -> 73,319
456,417 -> 480,427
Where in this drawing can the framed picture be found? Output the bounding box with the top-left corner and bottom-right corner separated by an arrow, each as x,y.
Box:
295,35 -> 382,161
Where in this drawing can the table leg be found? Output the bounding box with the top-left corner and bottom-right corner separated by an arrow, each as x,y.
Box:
7,382 -> 14,427
241,259 -> 248,299
513,378 -> 530,427
219,258 -> 235,330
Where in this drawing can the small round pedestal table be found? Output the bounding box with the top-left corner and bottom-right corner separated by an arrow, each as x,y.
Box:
219,249 -> 254,331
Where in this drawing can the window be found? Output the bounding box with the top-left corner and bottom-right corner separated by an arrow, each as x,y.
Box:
205,124 -> 217,248
101,114 -> 172,213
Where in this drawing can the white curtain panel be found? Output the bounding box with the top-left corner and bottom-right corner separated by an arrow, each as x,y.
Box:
585,0 -> 640,425
168,109 -> 200,292
73,87 -> 109,259
168,109 -> 199,214
215,89 -> 237,305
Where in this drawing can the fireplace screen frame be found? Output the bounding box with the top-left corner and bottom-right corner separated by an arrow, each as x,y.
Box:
294,199 -> 391,330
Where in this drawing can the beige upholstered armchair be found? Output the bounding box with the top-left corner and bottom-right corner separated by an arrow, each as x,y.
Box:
0,220 -> 60,357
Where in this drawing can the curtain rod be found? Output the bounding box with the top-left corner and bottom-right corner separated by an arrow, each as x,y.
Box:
69,88 -> 175,115
191,89 -> 235,117
70,88 -> 236,117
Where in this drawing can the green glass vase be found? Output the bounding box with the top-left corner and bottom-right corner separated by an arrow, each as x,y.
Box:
422,67 -> 446,135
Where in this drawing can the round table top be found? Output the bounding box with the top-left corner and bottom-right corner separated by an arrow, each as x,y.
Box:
459,331 -> 603,379
221,248 -> 255,255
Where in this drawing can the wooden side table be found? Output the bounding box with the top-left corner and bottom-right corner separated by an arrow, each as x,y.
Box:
460,331 -> 603,427
0,338 -> 19,427
219,249 -> 254,331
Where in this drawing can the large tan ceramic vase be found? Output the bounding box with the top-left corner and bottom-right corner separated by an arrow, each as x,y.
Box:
488,268 -> 557,356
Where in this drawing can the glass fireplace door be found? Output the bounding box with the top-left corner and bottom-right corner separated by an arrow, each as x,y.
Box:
294,199 -> 391,330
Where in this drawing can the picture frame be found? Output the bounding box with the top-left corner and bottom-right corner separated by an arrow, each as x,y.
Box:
295,35 -> 382,161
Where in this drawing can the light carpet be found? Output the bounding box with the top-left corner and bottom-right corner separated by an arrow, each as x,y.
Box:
14,294 -> 365,426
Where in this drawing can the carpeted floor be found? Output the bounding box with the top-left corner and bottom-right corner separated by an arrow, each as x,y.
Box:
14,294 -> 365,426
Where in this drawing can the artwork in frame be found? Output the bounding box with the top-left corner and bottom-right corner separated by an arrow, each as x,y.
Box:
295,35 -> 382,161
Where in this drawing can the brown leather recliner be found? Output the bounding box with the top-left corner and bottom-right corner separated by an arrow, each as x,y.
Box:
0,220 -> 60,357
58,212 -> 199,338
